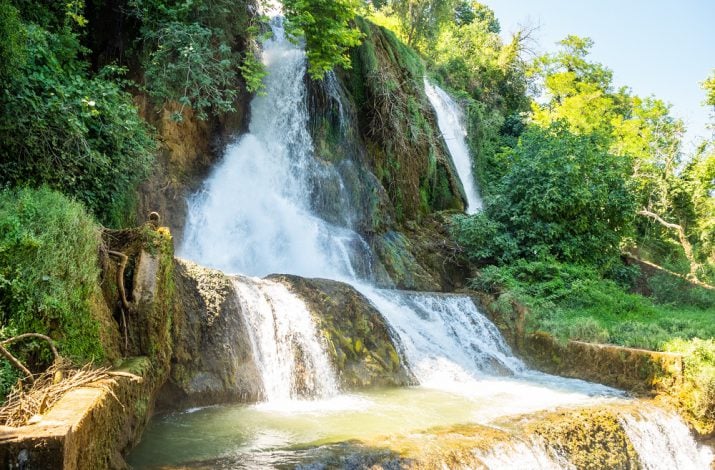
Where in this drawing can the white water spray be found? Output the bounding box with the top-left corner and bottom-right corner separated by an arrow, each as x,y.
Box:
621,408 -> 712,469
424,79 -> 483,213
232,276 -> 338,401
180,17 -> 360,280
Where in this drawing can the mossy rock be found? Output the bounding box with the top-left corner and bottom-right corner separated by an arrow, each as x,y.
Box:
272,274 -> 415,389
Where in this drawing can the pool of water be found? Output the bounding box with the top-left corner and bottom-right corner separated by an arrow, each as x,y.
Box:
128,376 -> 623,468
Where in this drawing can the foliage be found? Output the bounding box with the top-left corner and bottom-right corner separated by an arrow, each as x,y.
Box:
143,21 -> 237,120
0,188 -> 106,399
239,49 -> 268,94
664,338 -> 715,428
530,36 -> 713,281
475,260 -> 715,352
389,0 -> 458,48
0,24 -> 156,227
129,0 -> 265,117
283,0 -> 363,79
703,70 -> 715,109
452,124 -> 636,267
0,0 -> 26,79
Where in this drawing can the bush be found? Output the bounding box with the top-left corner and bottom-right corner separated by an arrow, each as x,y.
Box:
476,259 -> 715,352
0,188 -> 106,382
143,21 -> 238,120
0,25 -> 156,227
453,124 -> 636,267
648,272 -> 715,310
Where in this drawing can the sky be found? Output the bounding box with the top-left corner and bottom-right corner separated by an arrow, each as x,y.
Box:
483,0 -> 714,150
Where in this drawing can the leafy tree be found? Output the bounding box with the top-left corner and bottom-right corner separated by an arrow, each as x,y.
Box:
283,0 -> 363,79
703,70 -> 715,109
454,0 -> 499,31
453,124 -> 636,267
390,0 -> 458,47
0,24 -> 156,226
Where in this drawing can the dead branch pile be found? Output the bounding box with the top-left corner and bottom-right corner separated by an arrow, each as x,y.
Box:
0,360 -> 115,427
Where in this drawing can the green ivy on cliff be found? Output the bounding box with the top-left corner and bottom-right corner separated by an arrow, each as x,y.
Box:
0,4 -> 156,227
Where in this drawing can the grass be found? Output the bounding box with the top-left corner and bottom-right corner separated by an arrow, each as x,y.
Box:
474,260 -> 715,351
476,259 -> 715,432
0,187 -> 107,400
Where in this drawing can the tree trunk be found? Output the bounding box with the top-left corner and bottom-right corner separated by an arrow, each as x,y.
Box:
637,208 -> 700,280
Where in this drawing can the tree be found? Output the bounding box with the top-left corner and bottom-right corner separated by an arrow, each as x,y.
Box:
283,0 -> 363,79
453,124 -> 636,267
391,0 -> 458,47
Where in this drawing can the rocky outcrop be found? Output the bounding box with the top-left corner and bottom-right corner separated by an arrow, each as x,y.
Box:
157,259 -> 261,409
134,97 -> 250,243
372,214 -> 471,291
343,18 -> 464,222
305,19 -> 472,292
272,275 -> 415,389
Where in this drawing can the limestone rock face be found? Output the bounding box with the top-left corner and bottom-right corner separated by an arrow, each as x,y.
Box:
158,259 -> 262,409
273,275 -> 415,389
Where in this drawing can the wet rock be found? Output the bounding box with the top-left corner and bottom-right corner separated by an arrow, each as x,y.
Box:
157,259 -> 262,409
273,275 -> 415,389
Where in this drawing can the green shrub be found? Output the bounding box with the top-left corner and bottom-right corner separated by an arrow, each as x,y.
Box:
477,260 -> 715,352
0,188 -> 106,390
143,21 -> 238,120
0,25 -> 156,227
648,272 -> 715,310
454,124 -> 636,268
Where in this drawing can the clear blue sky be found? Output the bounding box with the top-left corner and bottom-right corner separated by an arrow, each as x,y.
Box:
483,0 -> 714,150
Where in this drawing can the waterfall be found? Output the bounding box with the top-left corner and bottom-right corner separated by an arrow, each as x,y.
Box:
180,16 -> 362,281
424,79 -> 483,213
359,288 -> 524,384
178,16 -> 356,402
620,408 -> 712,469
232,276 -> 338,401
173,14 -> 710,470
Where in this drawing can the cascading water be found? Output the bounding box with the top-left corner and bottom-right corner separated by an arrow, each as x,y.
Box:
232,276 -> 338,401
424,79 -> 483,213
361,289 -> 524,382
180,16 -> 362,281
139,11 -> 713,470
179,16 -> 353,402
620,408 -> 713,469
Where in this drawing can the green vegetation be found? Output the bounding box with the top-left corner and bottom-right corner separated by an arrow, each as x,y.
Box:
129,0 -> 263,118
0,188 -> 107,399
283,0 -> 363,79
0,6 -> 156,227
452,124 -> 635,267
474,260 -> 715,351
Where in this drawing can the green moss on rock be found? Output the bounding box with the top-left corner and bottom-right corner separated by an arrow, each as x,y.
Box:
273,275 -> 414,388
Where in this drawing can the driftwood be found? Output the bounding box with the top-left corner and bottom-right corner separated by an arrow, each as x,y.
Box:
0,361 -> 116,427
107,250 -> 131,352
0,334 -> 60,383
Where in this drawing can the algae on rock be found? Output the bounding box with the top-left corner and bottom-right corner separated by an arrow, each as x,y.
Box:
274,275 -> 414,389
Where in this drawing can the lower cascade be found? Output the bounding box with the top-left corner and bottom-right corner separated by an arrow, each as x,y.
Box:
128,12 -> 712,470
231,276 -> 338,401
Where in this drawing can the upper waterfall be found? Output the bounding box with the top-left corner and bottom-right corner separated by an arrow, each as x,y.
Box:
179,17 -> 365,280
424,80 -> 483,213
